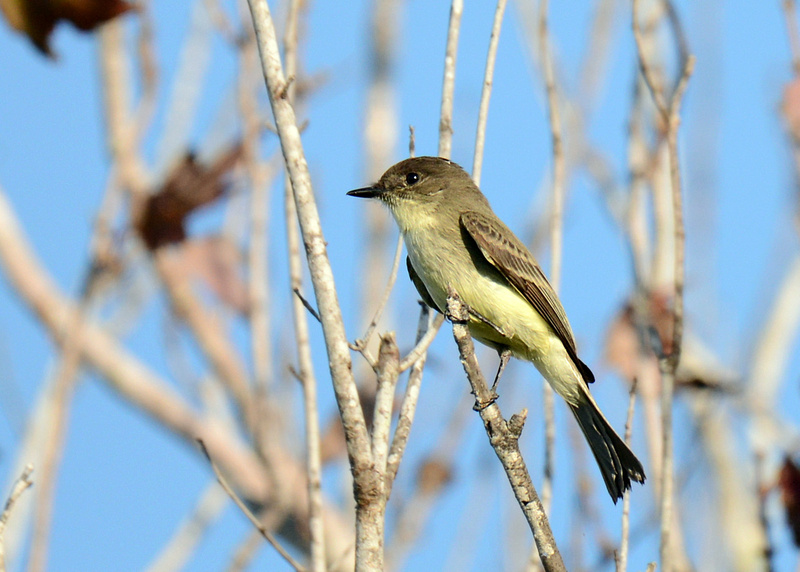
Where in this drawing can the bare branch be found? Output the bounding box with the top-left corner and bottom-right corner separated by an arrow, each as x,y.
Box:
538,0 -> 564,517
198,440 -> 306,572
386,306 -> 433,485
438,0 -> 463,159
617,380 -> 638,572
352,234 -> 404,354
246,0 -> 371,465
0,465 -> 34,572
398,313 -> 444,372
446,290 -> 566,572
632,3 -> 695,569
275,3 -> 328,568
472,0 -> 508,185
145,482 -> 228,572
371,333 -> 400,469
293,287 -> 322,323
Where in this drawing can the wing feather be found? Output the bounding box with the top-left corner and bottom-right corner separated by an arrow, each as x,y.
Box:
406,256 -> 441,313
460,211 -> 594,383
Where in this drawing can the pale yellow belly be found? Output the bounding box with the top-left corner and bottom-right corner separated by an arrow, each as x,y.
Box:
405,232 -> 584,405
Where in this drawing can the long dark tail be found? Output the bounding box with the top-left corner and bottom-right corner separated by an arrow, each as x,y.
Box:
569,395 -> 646,503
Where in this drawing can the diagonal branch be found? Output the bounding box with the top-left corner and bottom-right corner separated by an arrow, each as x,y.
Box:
446,290 -> 565,572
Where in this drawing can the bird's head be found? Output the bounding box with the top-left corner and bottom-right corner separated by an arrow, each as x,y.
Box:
347,156 -> 482,231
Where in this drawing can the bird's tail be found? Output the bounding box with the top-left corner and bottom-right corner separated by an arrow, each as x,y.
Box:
569,392 -> 646,503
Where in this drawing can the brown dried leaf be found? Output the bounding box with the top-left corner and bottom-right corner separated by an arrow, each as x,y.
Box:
0,0 -> 133,56
136,145 -> 242,251
604,304 -> 638,382
779,456 -> 800,548
604,292 -> 732,392
783,77 -> 800,141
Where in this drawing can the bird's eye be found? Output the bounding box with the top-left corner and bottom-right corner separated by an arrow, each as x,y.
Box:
405,172 -> 420,186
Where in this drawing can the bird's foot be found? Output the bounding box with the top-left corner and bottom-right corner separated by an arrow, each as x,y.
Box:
491,348 -> 512,393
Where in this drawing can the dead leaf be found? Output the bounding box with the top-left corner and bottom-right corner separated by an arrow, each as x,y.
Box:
779,456 -> 800,548
0,0 -> 134,56
783,77 -> 800,141
136,144 -> 242,251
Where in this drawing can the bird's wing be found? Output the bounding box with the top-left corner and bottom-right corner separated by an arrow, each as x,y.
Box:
460,211 -> 594,383
407,256 -> 442,313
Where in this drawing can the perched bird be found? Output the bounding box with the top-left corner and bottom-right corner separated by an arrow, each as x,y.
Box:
348,156 -> 645,502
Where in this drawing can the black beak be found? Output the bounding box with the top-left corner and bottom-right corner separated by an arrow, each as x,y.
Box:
347,186 -> 382,199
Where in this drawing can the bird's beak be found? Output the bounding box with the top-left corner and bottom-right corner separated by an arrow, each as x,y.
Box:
347,186 -> 382,199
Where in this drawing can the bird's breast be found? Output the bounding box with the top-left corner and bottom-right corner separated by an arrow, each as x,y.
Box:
403,225 -> 554,358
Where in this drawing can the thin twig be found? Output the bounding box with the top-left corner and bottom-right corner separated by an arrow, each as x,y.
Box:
438,0 -> 463,159
386,306 -> 432,486
293,288 -> 322,323
245,4 -> 373,569
446,290 -> 566,572
353,234 -> 404,353
0,465 -> 34,572
359,0 -> 400,389
28,319 -> 83,572
538,0 -> 563,517
632,3 -> 694,569
371,333 -> 400,469
472,0 -> 508,185
198,440 -> 305,572
0,183 -> 356,564
398,313 -> 445,372
279,2 -> 328,568
245,0 -> 370,456
145,482 -> 228,572
784,0 -> 800,75
617,380 -> 638,572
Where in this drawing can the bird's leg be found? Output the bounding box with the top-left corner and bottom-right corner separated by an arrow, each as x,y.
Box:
491,347 -> 512,393
472,347 -> 511,411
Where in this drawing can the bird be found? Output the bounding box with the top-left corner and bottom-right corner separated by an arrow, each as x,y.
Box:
347,156 -> 645,502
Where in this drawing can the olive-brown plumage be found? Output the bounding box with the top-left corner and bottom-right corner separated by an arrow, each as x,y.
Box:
348,156 -> 645,501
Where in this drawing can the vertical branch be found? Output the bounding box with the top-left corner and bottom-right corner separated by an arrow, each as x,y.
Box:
785,0 -> 800,75
242,47 -> 274,400
245,2 -> 382,569
371,334 -> 400,474
277,2 -> 327,570
632,2 -> 694,570
28,19 -> 149,572
27,325 -> 83,572
537,0 -> 563,517
472,0 -> 507,185
617,382 -> 638,572
360,0 -> 400,366
439,0 -> 463,159
386,308 -> 439,487
246,0 -> 369,467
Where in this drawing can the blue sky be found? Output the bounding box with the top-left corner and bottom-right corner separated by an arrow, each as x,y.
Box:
1,0 -> 799,570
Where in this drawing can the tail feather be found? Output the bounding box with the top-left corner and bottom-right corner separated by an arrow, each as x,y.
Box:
569,396 -> 646,503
